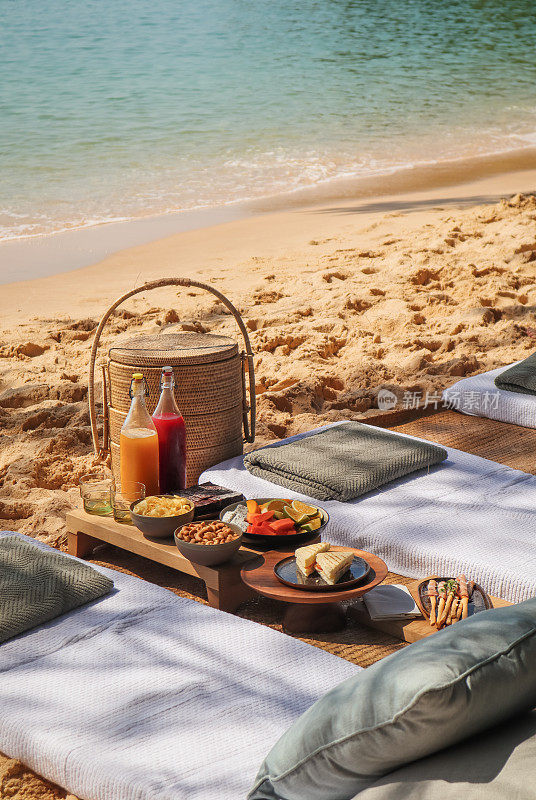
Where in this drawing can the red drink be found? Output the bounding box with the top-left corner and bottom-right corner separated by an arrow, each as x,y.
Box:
152,412 -> 186,492
152,367 -> 187,492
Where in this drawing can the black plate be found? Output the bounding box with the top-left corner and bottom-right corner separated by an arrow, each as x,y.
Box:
219,497 -> 329,546
416,577 -> 491,619
274,554 -> 371,592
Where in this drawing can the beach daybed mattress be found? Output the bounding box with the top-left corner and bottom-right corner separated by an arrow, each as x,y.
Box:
203,422 -> 536,603
443,362 -> 536,428
0,532 -> 357,800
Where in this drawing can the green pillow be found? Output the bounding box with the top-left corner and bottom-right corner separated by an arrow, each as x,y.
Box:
248,599 -> 536,800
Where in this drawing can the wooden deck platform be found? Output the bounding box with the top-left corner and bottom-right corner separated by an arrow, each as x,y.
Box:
369,406 -> 536,474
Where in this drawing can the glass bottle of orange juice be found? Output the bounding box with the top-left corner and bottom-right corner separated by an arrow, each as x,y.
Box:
120,373 -> 159,496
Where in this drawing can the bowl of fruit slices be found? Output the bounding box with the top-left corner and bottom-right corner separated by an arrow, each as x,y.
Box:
220,497 -> 329,545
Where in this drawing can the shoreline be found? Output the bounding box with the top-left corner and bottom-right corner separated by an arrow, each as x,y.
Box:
1,164 -> 536,329
2,145 -> 536,287
0,162 -> 536,325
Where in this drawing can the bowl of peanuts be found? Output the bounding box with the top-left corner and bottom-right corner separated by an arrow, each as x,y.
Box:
174,520 -> 243,565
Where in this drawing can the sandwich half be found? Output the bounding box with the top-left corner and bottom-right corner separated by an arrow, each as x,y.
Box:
315,550 -> 354,585
295,542 -> 330,577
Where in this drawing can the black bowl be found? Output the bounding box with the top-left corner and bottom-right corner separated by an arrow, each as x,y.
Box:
219,497 -> 329,545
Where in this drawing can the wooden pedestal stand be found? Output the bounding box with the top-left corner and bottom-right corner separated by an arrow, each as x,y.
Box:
241,547 -> 388,634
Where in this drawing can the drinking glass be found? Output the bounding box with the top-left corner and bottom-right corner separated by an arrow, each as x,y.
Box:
111,480 -> 145,524
79,474 -> 113,516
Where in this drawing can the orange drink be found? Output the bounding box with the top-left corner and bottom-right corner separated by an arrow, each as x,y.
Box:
120,429 -> 159,497
120,373 -> 160,496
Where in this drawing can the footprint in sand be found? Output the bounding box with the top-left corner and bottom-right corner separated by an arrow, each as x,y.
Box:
260,333 -> 307,354
0,500 -> 34,520
411,268 -> 441,286
322,271 -> 349,283
14,342 -> 48,357
253,289 -> 283,304
344,296 -> 372,312
472,265 -> 505,277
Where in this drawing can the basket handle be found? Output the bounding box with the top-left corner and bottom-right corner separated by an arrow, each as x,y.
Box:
88,277 -> 256,458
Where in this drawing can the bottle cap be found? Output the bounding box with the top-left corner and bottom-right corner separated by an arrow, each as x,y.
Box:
132,372 -> 143,380
162,366 -> 173,374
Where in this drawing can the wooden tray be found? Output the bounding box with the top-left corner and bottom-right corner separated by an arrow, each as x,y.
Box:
349,578 -> 508,644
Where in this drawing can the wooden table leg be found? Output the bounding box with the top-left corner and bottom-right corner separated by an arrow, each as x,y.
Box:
67,531 -> 100,558
206,582 -> 256,613
282,602 -> 347,634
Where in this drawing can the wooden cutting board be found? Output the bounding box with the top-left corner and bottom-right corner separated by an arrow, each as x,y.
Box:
348,580 -> 511,644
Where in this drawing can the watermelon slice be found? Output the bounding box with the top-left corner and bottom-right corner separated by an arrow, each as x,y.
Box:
247,523 -> 277,536
270,518 -> 296,533
246,510 -> 275,524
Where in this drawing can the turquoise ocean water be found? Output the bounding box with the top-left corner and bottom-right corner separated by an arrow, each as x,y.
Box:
1,0 -> 535,240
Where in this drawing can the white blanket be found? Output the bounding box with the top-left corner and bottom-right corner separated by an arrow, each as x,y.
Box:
442,363 -> 536,428
0,532 -> 357,800
203,423 -> 536,603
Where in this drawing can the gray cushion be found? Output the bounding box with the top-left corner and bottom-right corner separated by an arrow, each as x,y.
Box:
353,710 -> 536,800
248,599 -> 536,800
0,534 -> 114,644
494,353 -> 536,395
243,423 -> 447,502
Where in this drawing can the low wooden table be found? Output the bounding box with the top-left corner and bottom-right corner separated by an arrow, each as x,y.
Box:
66,507 -> 261,612
66,507 -> 319,613
241,547 -> 388,634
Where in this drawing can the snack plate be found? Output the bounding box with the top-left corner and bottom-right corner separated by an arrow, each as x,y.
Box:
220,497 -> 329,545
411,576 -> 492,620
274,555 -> 371,592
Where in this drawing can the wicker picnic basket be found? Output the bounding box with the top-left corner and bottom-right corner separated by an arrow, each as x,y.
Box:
88,278 -> 256,486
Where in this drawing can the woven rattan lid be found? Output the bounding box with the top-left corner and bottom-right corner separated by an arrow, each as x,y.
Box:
109,333 -> 238,366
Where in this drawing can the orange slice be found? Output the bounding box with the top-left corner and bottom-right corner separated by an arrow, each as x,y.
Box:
265,499 -> 291,512
291,500 -> 318,517
283,505 -> 310,525
299,518 -> 322,532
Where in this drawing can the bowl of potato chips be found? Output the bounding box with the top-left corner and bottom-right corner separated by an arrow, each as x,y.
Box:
130,495 -> 195,539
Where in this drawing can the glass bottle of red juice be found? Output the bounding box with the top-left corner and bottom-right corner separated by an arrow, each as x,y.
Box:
152,366 -> 187,492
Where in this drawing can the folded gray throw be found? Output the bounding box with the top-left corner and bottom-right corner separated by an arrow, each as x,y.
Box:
243,423 -> 448,502
0,535 -> 114,644
494,353 -> 536,396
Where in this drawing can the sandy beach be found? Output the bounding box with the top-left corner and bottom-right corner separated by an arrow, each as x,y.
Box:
1,167 -> 536,544
1,168 -> 536,798
3,0 -> 536,792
